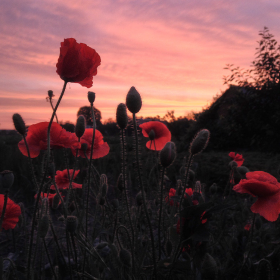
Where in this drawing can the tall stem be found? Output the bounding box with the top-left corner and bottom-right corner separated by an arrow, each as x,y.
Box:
132,114 -> 157,280
0,191 -> 9,232
158,168 -> 165,261
26,81 -> 67,279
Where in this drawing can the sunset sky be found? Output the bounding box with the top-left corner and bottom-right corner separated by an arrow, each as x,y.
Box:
1,0 -> 280,129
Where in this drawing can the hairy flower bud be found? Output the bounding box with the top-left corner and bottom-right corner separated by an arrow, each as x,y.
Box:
66,216 -> 78,233
237,166 -> 250,177
190,129 -> 210,155
136,191 -> 143,206
116,103 -> 128,130
12,113 -> 26,136
160,142 -> 176,168
101,183 -> 108,197
119,249 -> 132,267
88,91 -> 96,104
126,86 -> 142,114
38,215 -> 49,238
75,115 -> 86,139
0,170 -> 14,190
117,173 -> 124,192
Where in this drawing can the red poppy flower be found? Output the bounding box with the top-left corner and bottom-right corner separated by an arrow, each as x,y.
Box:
50,169 -> 82,190
74,128 -> 110,159
229,152 -> 244,167
0,195 -> 21,230
165,188 -> 176,206
244,223 -> 251,231
185,188 -> 193,198
18,122 -> 80,158
139,121 -> 171,151
34,192 -> 64,206
56,38 -> 101,88
233,171 -> 280,222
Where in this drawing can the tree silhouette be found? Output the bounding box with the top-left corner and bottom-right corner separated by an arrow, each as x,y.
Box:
223,27 -> 280,91
77,106 -> 102,128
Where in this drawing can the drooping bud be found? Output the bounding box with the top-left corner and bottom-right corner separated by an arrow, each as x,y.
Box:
160,142 -> 176,168
88,91 -> 96,105
75,115 -> 86,139
149,129 -> 155,141
38,215 -> 49,238
126,86 -> 142,114
0,170 -> 14,190
52,193 -> 60,210
66,216 -> 78,233
119,249 -> 132,267
100,174 -> 108,197
229,160 -> 238,169
12,113 -> 26,136
116,103 -> 128,130
116,173 -> 124,192
190,129 -> 210,155
48,90 -> 54,99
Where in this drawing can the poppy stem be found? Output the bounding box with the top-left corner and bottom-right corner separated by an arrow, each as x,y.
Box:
235,213 -> 256,280
49,98 -> 59,123
0,190 -> 9,232
27,80 -> 67,280
158,167 -> 165,261
132,113 -> 157,280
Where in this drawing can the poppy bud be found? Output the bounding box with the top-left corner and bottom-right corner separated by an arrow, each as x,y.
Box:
237,166 -> 250,177
88,91 -> 96,104
48,90 -> 54,99
201,253 -> 218,279
12,113 -> 26,136
52,193 -> 60,210
209,183 -> 218,195
229,160 -> 238,169
38,215 -> 49,238
136,191 -> 143,206
126,86 -> 142,114
96,242 -> 108,250
194,181 -> 201,193
160,142 -> 176,168
99,196 -> 105,206
58,216 -> 65,222
116,103 -> 128,130
190,129 -> 210,155
116,173 -> 124,192
0,170 -> 14,190
111,199 -> 119,209
75,115 -> 86,139
149,129 -> 155,141
119,249 -> 132,267
101,183 -> 108,197
66,215 -> 78,233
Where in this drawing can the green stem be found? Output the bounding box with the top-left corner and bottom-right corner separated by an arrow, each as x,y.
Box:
43,238 -> 58,280
132,114 -> 157,280
158,168 -> 165,261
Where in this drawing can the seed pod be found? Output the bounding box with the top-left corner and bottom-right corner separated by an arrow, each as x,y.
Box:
48,90 -> 54,99
119,249 -> 132,267
75,115 -> 86,139
190,129 -> 210,155
116,103 -> 128,129
88,91 -> 96,104
66,216 -> 78,233
12,113 -> 26,136
52,194 -> 60,210
237,166 -> 250,177
0,170 -> 14,190
126,86 -> 142,114
39,215 -> 49,238
58,216 -> 65,222
201,253 -> 218,280
160,142 -> 176,168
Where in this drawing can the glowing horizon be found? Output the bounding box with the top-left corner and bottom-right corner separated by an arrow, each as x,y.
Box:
1,0 -> 280,129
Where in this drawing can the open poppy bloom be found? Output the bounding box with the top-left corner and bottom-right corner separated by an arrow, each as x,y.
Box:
139,121 -> 171,151
74,128 -> 110,159
165,188 -> 194,206
0,195 -> 21,230
56,38 -> 101,88
34,192 -> 64,206
229,152 -> 244,167
50,169 -> 82,190
233,171 -> 280,222
18,122 -> 80,158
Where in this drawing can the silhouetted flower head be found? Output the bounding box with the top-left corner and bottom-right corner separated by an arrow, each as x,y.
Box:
139,121 -> 171,151
233,171 -> 280,221
50,169 -> 82,190
18,122 -> 80,158
56,38 -> 101,88
0,195 -> 21,230
74,128 -> 109,159
35,192 -> 64,206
